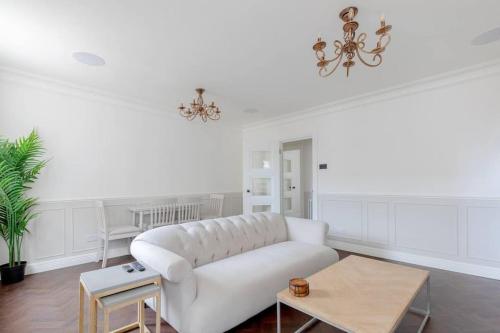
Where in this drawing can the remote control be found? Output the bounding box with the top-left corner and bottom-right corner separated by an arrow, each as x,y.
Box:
131,261 -> 145,271
122,264 -> 134,273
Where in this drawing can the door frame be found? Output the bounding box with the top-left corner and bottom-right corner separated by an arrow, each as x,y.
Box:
279,135 -> 318,219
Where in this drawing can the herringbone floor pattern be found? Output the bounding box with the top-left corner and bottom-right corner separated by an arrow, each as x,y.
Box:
1,251 -> 499,332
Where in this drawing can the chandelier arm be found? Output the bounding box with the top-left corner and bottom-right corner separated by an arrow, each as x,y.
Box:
207,113 -> 220,120
319,51 -> 344,77
333,40 -> 343,55
206,106 -> 216,115
356,33 -> 372,54
315,40 -> 343,62
377,34 -> 391,50
315,50 -> 325,61
355,48 -> 383,67
179,107 -> 192,117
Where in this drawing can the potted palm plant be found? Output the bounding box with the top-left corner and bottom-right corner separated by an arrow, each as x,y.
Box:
0,130 -> 46,284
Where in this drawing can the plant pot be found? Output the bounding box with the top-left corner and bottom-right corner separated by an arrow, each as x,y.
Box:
0,261 -> 27,285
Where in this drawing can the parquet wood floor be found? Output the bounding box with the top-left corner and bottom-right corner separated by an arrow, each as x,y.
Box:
1,251 -> 499,332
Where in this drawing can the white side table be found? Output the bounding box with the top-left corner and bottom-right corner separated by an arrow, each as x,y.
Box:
79,263 -> 161,333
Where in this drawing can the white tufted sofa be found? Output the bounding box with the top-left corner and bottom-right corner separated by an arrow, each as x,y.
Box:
130,212 -> 339,333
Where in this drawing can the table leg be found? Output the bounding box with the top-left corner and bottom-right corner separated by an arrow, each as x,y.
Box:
277,301 -> 281,333
155,293 -> 161,333
79,282 -> 84,333
89,296 -> 97,333
139,212 -> 144,230
409,276 -> 431,333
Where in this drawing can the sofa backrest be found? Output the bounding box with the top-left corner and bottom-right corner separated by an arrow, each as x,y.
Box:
133,212 -> 287,268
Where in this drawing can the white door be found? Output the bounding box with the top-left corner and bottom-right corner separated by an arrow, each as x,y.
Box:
243,146 -> 278,214
282,150 -> 301,217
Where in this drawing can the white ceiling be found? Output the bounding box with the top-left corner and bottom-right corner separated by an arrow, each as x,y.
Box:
1,1 -> 500,126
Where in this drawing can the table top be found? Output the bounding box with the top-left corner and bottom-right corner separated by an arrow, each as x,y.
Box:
277,255 -> 429,333
80,263 -> 160,296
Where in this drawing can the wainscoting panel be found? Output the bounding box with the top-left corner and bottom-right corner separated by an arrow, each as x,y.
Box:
394,203 -> 458,256
34,209 -> 66,260
3,192 -> 243,275
319,194 -> 500,280
366,202 -> 389,245
466,206 -> 500,262
72,207 -> 99,253
320,200 -> 363,240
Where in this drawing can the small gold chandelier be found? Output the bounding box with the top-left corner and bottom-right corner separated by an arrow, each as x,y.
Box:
313,6 -> 392,77
178,88 -> 221,122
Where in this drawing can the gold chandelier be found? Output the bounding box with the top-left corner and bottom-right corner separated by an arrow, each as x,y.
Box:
178,88 -> 221,122
313,6 -> 392,77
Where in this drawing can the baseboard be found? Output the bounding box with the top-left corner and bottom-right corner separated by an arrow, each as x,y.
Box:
26,247 -> 130,275
329,239 -> 500,280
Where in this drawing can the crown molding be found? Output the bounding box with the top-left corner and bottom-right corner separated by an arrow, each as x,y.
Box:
243,59 -> 500,131
0,65 -> 186,120
0,66 -> 244,128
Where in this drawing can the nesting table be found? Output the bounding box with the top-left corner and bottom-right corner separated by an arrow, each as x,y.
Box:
277,255 -> 431,333
79,264 -> 161,333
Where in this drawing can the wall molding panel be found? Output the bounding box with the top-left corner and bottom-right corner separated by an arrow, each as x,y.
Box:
13,192 -> 243,276
319,193 -> 500,279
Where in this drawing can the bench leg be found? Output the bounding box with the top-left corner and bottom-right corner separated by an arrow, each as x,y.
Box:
79,282 -> 85,333
89,296 -> 97,333
155,293 -> 161,333
103,309 -> 110,333
139,300 -> 145,333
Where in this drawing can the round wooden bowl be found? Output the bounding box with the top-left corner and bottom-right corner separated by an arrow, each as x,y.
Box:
289,278 -> 309,297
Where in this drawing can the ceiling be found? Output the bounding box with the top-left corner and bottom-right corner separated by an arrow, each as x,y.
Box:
1,1 -> 500,126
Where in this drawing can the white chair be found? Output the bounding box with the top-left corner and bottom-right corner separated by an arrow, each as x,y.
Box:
149,204 -> 176,229
177,202 -> 201,223
205,194 -> 224,219
95,201 -> 142,268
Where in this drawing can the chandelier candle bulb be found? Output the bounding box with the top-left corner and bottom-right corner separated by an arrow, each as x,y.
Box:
380,14 -> 386,27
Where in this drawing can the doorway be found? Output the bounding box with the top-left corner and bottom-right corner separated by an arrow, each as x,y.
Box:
281,138 -> 313,219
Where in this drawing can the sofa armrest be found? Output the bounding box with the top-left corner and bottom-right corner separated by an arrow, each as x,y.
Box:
285,217 -> 329,245
130,240 -> 193,283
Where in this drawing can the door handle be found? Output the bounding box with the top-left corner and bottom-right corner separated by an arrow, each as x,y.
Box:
292,186 -> 296,189
246,189 -> 251,193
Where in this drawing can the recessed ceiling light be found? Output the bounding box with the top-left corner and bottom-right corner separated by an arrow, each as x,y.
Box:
243,108 -> 259,114
72,52 -> 106,66
471,27 -> 500,46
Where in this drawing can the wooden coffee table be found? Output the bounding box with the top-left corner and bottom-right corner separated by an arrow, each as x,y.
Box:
277,255 -> 430,333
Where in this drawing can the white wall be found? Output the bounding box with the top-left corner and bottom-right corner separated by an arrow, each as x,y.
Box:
0,73 -> 242,201
243,63 -> 500,279
0,70 -> 243,272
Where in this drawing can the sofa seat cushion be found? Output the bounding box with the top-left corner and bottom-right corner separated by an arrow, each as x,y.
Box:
182,241 -> 339,333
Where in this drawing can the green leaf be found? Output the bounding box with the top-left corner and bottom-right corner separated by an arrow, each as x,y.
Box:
0,129 -> 46,267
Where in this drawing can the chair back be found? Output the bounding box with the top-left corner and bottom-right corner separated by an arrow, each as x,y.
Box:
208,194 -> 224,218
177,202 -> 201,223
95,200 -> 108,233
150,204 -> 177,229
